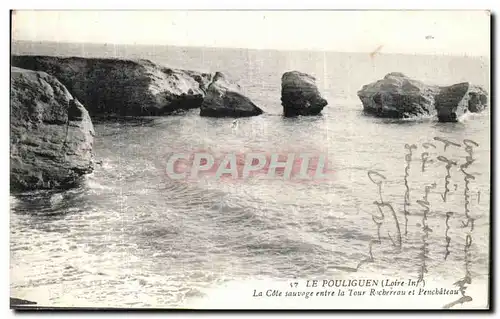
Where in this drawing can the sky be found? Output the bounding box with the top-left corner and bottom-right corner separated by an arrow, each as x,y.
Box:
11,10 -> 490,56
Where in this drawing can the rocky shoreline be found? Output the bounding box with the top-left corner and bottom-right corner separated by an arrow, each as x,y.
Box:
357,72 -> 488,122
10,55 -> 488,191
11,55 -> 213,116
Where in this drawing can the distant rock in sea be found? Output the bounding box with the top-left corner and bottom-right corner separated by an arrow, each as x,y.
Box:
10,67 -> 94,191
357,72 -> 488,122
11,55 -> 212,116
281,71 -> 328,117
200,72 -> 263,117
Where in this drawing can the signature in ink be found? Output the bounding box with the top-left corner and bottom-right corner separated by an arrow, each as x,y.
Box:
357,170 -> 404,269
368,170 -> 402,249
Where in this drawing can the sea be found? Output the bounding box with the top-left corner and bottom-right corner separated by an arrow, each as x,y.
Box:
10,41 -> 491,309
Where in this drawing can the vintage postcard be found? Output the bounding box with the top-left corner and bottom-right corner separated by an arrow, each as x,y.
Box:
10,10 -> 491,310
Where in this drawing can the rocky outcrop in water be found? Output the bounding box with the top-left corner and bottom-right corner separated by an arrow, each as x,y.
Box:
11,55 -> 212,116
200,72 -> 263,117
357,73 -> 438,118
434,83 -> 488,122
281,71 -> 328,117
10,67 -> 94,191
357,72 -> 488,122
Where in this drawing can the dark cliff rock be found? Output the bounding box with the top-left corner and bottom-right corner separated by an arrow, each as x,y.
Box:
357,72 -> 488,122
200,72 -> 263,117
281,71 -> 328,117
357,72 -> 439,118
434,83 -> 488,121
11,55 -> 212,116
10,67 -> 94,191
467,85 -> 488,113
10,297 -> 37,307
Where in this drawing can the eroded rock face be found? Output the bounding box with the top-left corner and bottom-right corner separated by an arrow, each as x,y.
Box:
281,71 -> 328,117
10,67 -> 94,191
467,85 -> 489,113
434,83 -> 489,122
357,72 -> 488,122
200,72 -> 263,117
11,55 -> 212,116
357,73 -> 440,118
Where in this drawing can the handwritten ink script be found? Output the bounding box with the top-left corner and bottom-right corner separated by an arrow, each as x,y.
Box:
243,136 -> 487,309
359,137 -> 485,309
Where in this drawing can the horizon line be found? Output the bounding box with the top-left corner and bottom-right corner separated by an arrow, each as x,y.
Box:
11,39 -> 490,60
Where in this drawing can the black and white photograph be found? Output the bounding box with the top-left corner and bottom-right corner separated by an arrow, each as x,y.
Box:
9,10 -> 491,310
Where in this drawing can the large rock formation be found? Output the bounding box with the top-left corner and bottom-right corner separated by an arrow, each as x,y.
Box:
11,55 -> 212,116
200,72 -> 263,117
281,71 -> 328,117
11,67 -> 94,191
357,72 -> 439,118
357,72 -> 488,122
434,83 -> 488,122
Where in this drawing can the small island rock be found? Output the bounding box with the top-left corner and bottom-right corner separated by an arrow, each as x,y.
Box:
281,71 -> 328,117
